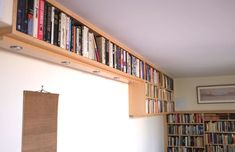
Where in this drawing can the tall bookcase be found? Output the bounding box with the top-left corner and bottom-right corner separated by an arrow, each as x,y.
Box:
166,112 -> 205,152
166,112 -> 235,152
0,0 -> 174,117
204,113 -> 235,152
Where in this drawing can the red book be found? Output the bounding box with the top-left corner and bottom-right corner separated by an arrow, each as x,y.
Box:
37,0 -> 45,40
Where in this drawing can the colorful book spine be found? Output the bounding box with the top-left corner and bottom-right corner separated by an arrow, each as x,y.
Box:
27,0 -> 34,36
37,0 -> 45,40
33,0 -> 38,38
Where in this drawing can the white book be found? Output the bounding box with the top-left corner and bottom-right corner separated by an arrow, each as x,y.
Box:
123,50 -> 126,73
51,6 -> 54,44
88,32 -> 95,60
33,0 -> 39,38
66,16 -> 70,50
96,36 -> 106,64
113,45 -> 117,68
60,13 -> 66,49
136,58 -> 140,78
82,26 -> 89,58
108,41 -> 113,67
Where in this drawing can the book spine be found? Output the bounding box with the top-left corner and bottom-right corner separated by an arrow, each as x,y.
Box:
16,0 -> 23,31
82,26 -> 89,57
73,26 -> 77,53
66,16 -> 70,50
105,39 -> 109,65
22,0 -> 28,33
37,0 -> 45,40
50,6 -> 54,44
78,26 -> 82,55
33,0 -> 39,38
27,0 -> 34,36
45,4 -> 51,43
113,45 -> 117,69
101,37 -> 105,64
43,1 -> 48,41
109,41 -> 113,67
60,13 -> 66,49
70,20 -> 74,52
53,8 -> 59,46
57,11 -> 61,46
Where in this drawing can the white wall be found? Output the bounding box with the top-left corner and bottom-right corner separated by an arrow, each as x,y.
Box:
0,0 -> 13,27
175,75 -> 235,111
0,49 -> 164,152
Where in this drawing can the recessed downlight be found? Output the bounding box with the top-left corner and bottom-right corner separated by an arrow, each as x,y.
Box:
61,61 -> 70,65
10,45 -> 23,50
113,77 -> 120,80
92,70 -> 100,73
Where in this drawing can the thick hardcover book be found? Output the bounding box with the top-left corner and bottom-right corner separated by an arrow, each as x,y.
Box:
82,26 -> 88,57
27,0 -> 34,36
53,8 -> 59,46
60,13 -> 66,49
66,17 -> 70,50
88,32 -> 96,60
45,4 -> 52,43
95,36 -> 105,63
16,0 -> 24,31
37,0 -> 45,40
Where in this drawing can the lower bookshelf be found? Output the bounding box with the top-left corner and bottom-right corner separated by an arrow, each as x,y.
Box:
166,112 -> 235,152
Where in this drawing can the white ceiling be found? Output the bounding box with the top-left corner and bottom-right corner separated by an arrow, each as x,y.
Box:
57,0 -> 235,78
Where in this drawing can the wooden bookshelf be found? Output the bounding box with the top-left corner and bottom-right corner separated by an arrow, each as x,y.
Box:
166,111 -> 235,152
0,0 -> 174,117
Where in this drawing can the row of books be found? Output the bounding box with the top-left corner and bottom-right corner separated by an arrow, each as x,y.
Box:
145,99 -> 174,114
168,136 -> 204,147
205,133 -> 235,145
16,0 -> 145,78
168,124 -> 204,135
167,147 -> 204,152
145,83 -> 174,101
167,113 -> 204,124
206,145 -> 235,152
145,64 -> 174,90
204,113 -> 235,121
205,121 -> 235,132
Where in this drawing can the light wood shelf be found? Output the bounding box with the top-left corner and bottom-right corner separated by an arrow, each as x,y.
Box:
0,0 -> 175,117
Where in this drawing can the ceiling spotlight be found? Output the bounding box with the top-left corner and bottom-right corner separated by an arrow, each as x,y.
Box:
113,77 -> 120,80
92,70 -> 100,73
10,45 -> 23,50
61,61 -> 70,65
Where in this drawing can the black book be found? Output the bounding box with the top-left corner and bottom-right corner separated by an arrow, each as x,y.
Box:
57,11 -> 61,46
22,0 -> 28,33
53,8 -> 59,46
16,0 -> 24,32
27,0 -> 34,35
77,26 -> 82,55
45,3 -> 52,43
105,39 -> 109,66
70,20 -> 74,52
43,2 -> 48,41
